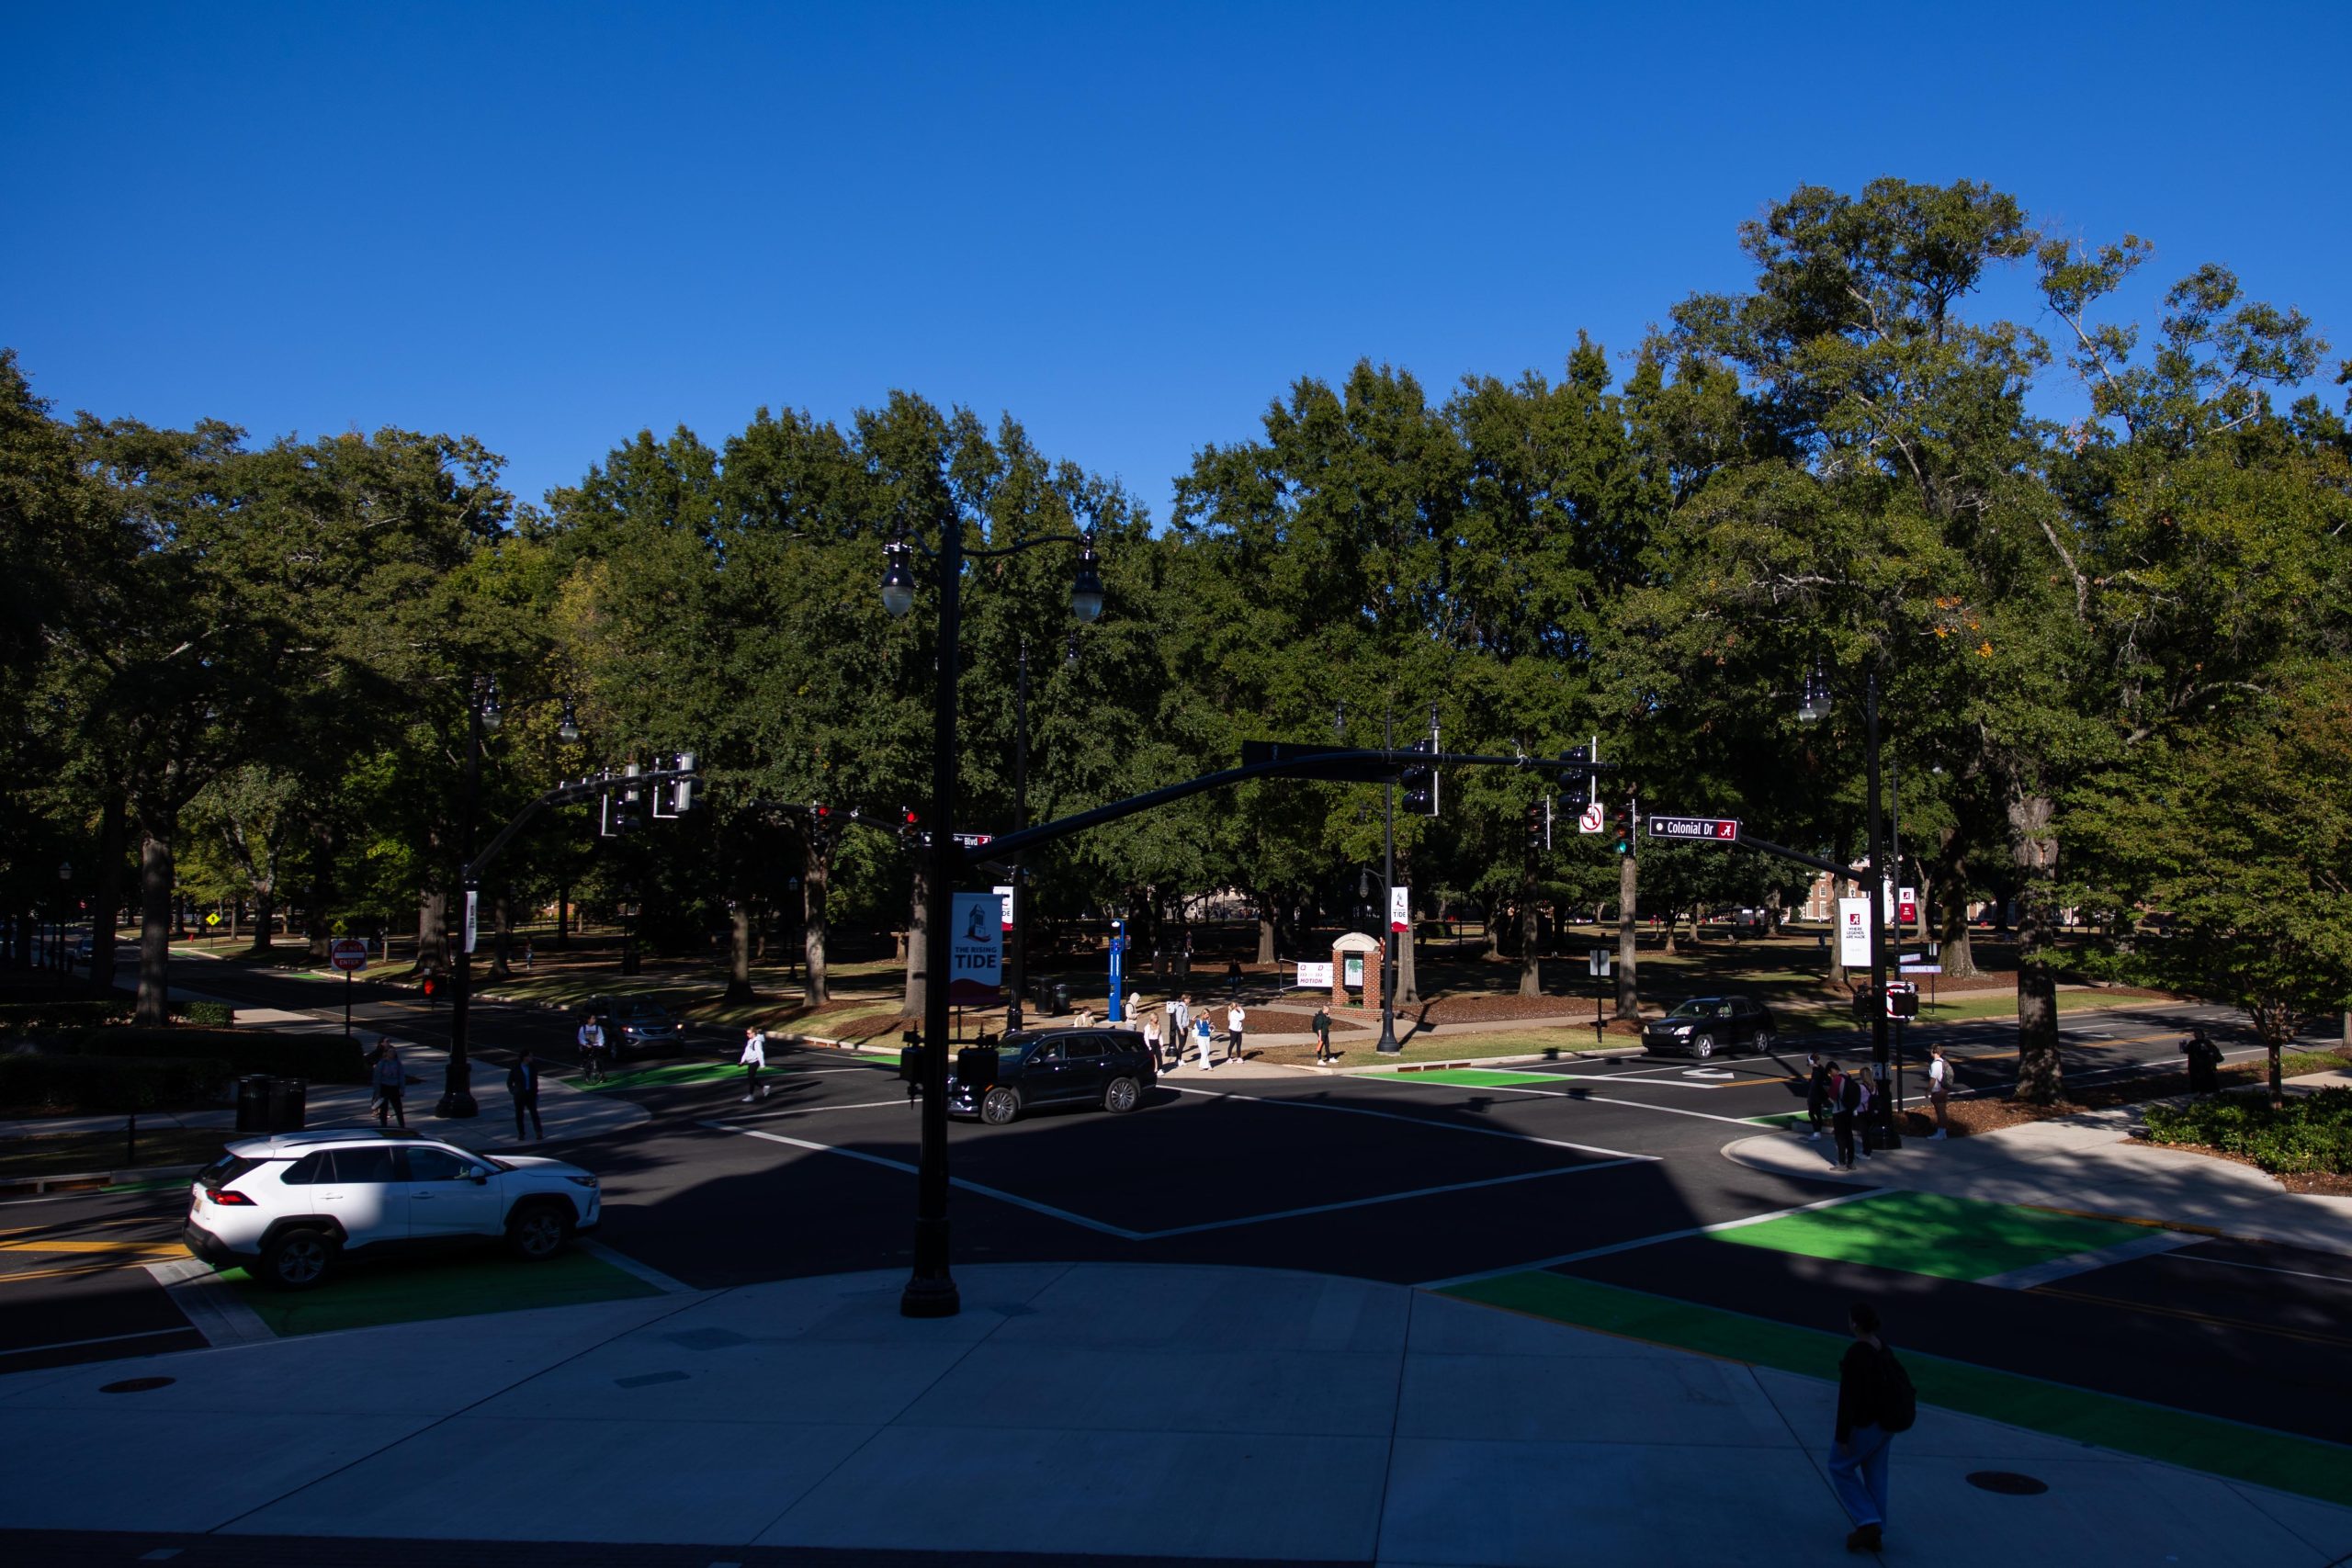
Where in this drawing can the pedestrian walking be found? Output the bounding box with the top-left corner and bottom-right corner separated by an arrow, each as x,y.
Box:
1226,1001 -> 1247,1062
1141,1008 -> 1161,1062
1074,1005 -> 1095,1027
507,1049 -> 545,1141
1125,990 -> 1141,1029
1804,1052 -> 1830,1142
369,1042 -> 405,1128
741,1024 -> 770,1101
1193,1011 -> 1216,1071
521,937 -> 535,972
1830,1063 -> 1860,1170
577,1012 -> 607,1084
1927,1046 -> 1951,1138
1313,1005 -> 1334,1064
1170,995 -> 1192,1062
1828,1302 -> 1914,1553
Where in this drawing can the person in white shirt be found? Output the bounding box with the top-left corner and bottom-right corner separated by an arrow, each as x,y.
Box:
1141,1007 -> 1160,1062
1927,1046 -> 1951,1138
740,1025 -> 770,1101
1226,1002 -> 1247,1062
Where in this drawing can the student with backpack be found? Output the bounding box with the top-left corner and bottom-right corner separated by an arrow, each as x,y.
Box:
1830,1301 -> 1915,1554
1830,1064 -> 1862,1170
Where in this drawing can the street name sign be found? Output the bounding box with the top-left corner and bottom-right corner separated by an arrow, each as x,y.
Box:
1647,815 -> 1740,842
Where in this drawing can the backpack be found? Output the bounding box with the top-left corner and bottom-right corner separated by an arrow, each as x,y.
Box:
1876,1347 -> 1917,1434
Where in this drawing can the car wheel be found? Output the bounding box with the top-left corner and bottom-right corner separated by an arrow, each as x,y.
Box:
980,1087 -> 1021,1125
1691,1034 -> 1716,1060
259,1228 -> 334,1291
506,1201 -> 575,1261
1103,1076 -> 1141,1113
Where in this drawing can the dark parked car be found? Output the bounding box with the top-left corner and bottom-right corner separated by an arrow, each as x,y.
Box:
586,996 -> 687,1060
945,1027 -> 1156,1124
1640,996 -> 1777,1059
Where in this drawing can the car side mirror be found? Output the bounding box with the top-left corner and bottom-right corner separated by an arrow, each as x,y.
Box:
469,1172 -> 491,1184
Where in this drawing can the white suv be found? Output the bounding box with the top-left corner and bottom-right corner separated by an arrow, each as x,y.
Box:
184,1127 -> 602,1290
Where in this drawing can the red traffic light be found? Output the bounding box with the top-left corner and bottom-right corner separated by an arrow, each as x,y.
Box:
422,976 -> 437,997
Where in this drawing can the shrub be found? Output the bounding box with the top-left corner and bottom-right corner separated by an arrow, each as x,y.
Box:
2143,1087 -> 2352,1176
171,1000 -> 237,1027
62,1028 -> 370,1085
0,1054 -> 234,1115
0,998 -> 135,1034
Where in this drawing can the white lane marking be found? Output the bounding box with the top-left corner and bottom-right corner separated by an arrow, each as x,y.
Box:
1976,1231 -> 2197,1291
144,1258 -> 275,1348
732,1099 -> 912,1120
699,1122 -> 1147,1238
1360,1075 -> 1776,1129
1144,1159 -> 1651,1240
702,1119 -> 1643,1242
1682,1070 -> 1736,1079
578,1239 -> 696,1295
1418,1188 -> 1897,1290
2169,1254 -> 2352,1288
1160,1085 -> 1655,1163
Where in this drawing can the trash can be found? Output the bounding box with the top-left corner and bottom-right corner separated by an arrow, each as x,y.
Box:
1047,980 -> 1070,1016
235,1075 -> 272,1133
266,1076 -> 307,1132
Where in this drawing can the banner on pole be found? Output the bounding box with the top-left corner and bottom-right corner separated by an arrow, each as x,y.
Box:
1837,897 -> 1871,967
1387,886 -> 1410,934
463,890 -> 479,954
947,892 -> 1004,1003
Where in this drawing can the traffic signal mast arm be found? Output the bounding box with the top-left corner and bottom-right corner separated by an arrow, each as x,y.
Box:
980,748 -> 1614,864
463,762 -> 700,885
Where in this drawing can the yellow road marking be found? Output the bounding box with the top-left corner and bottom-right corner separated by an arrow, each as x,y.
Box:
0,1238 -> 185,1256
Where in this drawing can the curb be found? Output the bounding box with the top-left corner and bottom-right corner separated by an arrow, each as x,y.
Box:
0,1162 -> 202,1197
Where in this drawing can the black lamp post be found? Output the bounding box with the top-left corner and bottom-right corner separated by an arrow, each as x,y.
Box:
435,675 -> 502,1118
882,513 -> 1104,1319
1798,660 -> 1898,1153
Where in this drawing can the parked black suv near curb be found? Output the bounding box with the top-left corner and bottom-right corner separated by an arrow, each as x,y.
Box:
945,1027 -> 1157,1124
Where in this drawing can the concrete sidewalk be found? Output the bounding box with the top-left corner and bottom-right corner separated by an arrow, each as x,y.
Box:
1724,1072 -> 2352,1253
0,1261 -> 2342,1565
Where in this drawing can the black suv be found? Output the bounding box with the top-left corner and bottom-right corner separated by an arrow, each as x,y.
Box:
586,996 -> 688,1060
1640,996 -> 1777,1059
945,1027 -> 1157,1124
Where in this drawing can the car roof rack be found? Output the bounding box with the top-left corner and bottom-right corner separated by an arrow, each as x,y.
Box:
250,1126 -> 426,1149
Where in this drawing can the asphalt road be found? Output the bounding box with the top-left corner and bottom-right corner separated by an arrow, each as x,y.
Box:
5,953 -> 2346,1450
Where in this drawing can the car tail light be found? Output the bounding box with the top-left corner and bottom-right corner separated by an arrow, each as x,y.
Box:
209,1189 -> 256,1206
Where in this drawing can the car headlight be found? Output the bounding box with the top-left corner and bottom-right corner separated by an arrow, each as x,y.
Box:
567,1175 -> 599,1188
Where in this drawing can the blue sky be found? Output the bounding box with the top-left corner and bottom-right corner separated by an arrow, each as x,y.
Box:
6,2 -> 2347,521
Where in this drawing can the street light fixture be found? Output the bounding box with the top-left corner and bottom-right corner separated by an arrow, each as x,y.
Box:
1796,660 -> 1897,1155
879,513 -> 1107,1319
559,700 -> 582,744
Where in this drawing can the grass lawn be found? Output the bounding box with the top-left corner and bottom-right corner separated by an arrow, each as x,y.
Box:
0,1125 -> 231,1179
1299,1030 -> 1633,1067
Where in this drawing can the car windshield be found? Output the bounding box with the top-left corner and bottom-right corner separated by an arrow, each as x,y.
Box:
991,1037 -> 1040,1062
617,1003 -> 670,1022
1664,999 -> 1735,1021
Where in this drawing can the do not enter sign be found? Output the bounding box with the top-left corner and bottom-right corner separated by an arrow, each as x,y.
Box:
329,938 -> 369,973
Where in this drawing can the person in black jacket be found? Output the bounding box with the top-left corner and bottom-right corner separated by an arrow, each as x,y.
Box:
1830,1302 -> 1894,1552
507,1049 -> 545,1142
1804,1053 -> 1831,1142
1829,1063 -> 1861,1170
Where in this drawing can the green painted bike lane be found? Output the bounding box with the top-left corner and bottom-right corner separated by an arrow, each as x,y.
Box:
218,1248 -> 663,1337
1441,1188 -> 2352,1507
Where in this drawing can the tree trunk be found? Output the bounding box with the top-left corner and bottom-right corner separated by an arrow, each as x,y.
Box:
901,862 -> 929,1019
1932,828 -> 1979,978
417,887 -> 448,979
1613,843 -> 1640,1021
1254,892 -> 1277,966
2007,791 -> 2064,1104
1396,914 -> 1420,1008
1518,873 -> 1542,998
249,886 -> 274,953
1660,908 -> 1679,957
803,840 -> 831,1007
91,793 -> 126,991
556,884 -> 571,948
135,824 -> 175,1026
306,819 -> 334,962
489,891 -> 514,980
725,900 -> 754,1002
